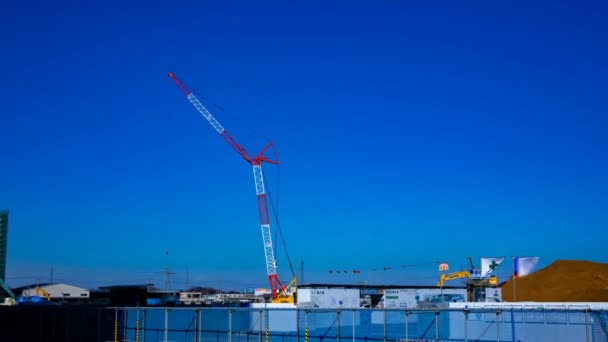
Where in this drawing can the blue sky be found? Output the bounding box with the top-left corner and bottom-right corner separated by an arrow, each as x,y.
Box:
1,1 -> 607,291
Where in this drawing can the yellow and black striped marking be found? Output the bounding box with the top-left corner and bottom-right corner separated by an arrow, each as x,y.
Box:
135,319 -> 140,342
113,311 -> 118,342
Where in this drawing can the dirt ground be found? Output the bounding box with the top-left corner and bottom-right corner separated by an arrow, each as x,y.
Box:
501,260 -> 608,302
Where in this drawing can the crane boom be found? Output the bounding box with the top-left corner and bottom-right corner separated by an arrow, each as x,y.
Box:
253,164 -> 284,294
0,278 -> 15,302
168,72 -> 286,298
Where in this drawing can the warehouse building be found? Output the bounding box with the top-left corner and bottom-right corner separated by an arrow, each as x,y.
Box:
18,283 -> 90,302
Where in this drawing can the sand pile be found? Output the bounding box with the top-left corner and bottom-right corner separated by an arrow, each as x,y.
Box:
501,260 -> 608,302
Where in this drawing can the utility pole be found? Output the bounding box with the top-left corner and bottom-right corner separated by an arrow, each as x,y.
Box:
186,265 -> 189,289
156,249 -> 176,291
165,250 -> 175,290
512,257 -> 517,302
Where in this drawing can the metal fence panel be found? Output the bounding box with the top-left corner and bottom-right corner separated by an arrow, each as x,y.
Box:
109,306 -> 607,342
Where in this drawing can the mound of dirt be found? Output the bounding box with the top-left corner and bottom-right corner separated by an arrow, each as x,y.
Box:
501,260 -> 608,302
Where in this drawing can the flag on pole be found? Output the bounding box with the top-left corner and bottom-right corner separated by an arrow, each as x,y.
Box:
481,257 -> 505,276
438,262 -> 449,271
514,257 -> 539,278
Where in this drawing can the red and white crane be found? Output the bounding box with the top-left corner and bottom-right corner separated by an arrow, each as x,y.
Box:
168,72 -> 291,300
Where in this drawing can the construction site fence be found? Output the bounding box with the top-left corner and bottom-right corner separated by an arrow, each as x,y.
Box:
109,306 -> 608,342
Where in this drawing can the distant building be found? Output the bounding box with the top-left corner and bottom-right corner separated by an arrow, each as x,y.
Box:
18,283 -> 90,301
0,210 -> 8,282
98,284 -> 151,306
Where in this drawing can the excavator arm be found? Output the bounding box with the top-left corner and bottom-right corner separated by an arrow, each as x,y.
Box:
437,271 -> 471,287
36,286 -> 51,301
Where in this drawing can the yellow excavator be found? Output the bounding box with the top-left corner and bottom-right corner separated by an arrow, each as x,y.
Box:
437,271 -> 498,287
438,271 -> 471,287
437,257 -> 499,302
35,286 -> 51,301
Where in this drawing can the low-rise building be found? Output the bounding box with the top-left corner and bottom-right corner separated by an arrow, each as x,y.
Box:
17,283 -> 90,302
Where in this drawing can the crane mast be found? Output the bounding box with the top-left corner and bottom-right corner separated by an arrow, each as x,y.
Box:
168,72 -> 286,298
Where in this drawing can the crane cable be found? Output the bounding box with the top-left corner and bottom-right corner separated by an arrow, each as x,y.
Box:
195,90 -> 273,143
264,165 -> 297,279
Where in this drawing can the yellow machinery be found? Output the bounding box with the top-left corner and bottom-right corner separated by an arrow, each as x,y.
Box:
437,258 -> 500,302
437,271 -> 497,287
271,277 -> 297,304
437,271 -> 471,287
35,286 -> 51,301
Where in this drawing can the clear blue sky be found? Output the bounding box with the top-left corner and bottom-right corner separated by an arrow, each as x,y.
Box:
1,1 -> 607,291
